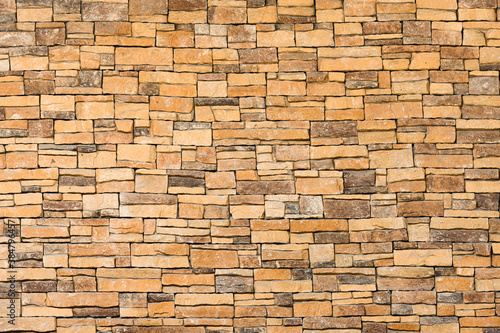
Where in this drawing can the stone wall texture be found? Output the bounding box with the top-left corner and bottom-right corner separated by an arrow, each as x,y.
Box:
1,0 -> 500,332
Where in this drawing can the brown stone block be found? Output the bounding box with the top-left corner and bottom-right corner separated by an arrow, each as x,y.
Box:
169,0 -> 207,11
82,2 -> 128,21
239,48 -> 278,64
324,199 -> 370,219
398,201 -> 444,217
303,317 -> 362,329
427,175 -> 464,192
130,0 -> 168,15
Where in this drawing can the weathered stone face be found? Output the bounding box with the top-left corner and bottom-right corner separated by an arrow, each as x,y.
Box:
2,0 -> 500,331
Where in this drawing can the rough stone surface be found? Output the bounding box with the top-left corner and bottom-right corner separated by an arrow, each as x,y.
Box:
0,1 -> 499,332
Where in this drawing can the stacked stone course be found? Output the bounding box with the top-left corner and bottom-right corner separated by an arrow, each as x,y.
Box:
0,0 -> 500,332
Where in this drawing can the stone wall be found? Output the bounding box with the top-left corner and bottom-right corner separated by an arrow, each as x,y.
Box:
0,0 -> 500,332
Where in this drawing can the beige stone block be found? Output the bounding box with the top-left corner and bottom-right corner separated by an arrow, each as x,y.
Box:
394,249 -> 452,266
173,129 -> 212,146
117,144 -> 156,162
369,148 -> 414,168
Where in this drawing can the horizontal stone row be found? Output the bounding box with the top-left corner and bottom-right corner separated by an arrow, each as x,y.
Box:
1,0 -> 500,25
2,0 -> 500,332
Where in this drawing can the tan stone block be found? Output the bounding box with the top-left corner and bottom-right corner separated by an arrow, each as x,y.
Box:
319,58 -> 382,72
168,11 -> 207,24
409,52 -> 441,70
365,102 -> 422,119
311,145 -> 367,159
460,317 -> 500,327
255,280 -> 312,293
267,107 -> 324,121
141,71 -> 197,84
257,30 -> 295,47
79,151 -> 116,168
369,148 -> 413,168
417,0 -> 457,10
162,273 -> 214,286
98,279 -> 162,292
254,269 -> 291,281
394,249 -> 452,266
387,168 -> 425,183
252,230 -> 289,243
465,180 -> 500,193
0,318 -> 55,332
198,80 -> 227,97
0,205 -> 42,218
157,30 -> 194,48
206,172 -> 236,189
436,276 -> 474,292
265,201 -> 285,219
208,5 -> 246,24
297,30 -> 334,47
175,305 -> 234,318
230,204 -> 264,219
157,152 -> 181,169
135,174 -> 167,193
117,144 -> 156,162
415,155 -> 473,168
97,268 -> 161,279
103,76 -> 138,95
423,106 -> 461,118
151,96 -> 193,113
310,244 -> 335,266
76,102 -> 114,119
174,48 -> 212,64
317,9 -> 344,22
116,47 -> 172,65
307,82 -> 345,96
21,306 -> 72,317
191,249 -> 239,268
421,323 -> 459,333
179,203 -> 204,219
11,56 -> 49,71
47,292 -> 118,307
173,129 -> 212,146
120,205 -> 176,218
110,218 -> 143,235
350,218 -> 406,231
359,131 -> 396,145
378,267 -> 435,278
393,80 -> 429,94
291,219 -> 348,232
115,102 -> 149,119
0,81 -> 24,96
248,6 -> 278,23
41,95 -> 75,112
0,268 -> 56,282
83,194 -> 119,211
344,0 -> 376,16
0,95 -> 39,107
6,152 -> 37,169
294,301 -> 332,317
22,226 -> 68,238
176,293 -> 233,306
69,243 -> 129,257
480,47 -> 500,65
296,178 -> 343,195
131,256 -> 189,268
148,302 -> 174,317
268,80 -> 306,96
274,145 -> 310,161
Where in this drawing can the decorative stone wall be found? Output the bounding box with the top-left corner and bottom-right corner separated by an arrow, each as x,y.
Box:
1,0 -> 500,332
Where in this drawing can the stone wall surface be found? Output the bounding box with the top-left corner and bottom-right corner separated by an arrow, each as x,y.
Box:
0,0 -> 500,332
